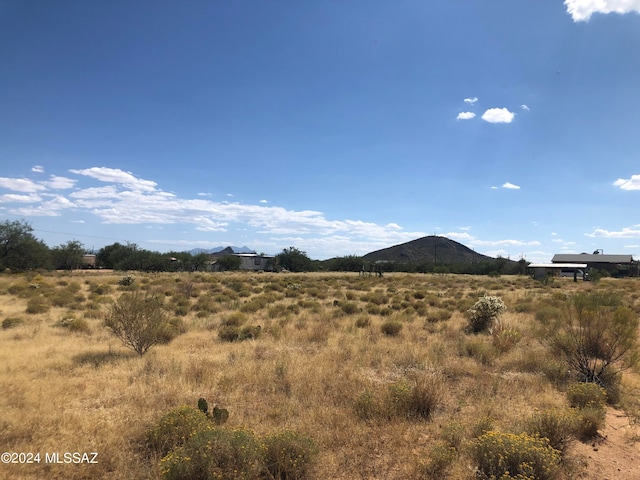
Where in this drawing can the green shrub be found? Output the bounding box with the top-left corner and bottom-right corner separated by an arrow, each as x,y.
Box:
566,382 -> 607,409
160,426 -> 262,480
380,320 -> 403,336
470,431 -> 561,480
104,291 -> 172,355
261,430 -> 317,480
546,291 -> 638,393
467,295 -> 506,333
26,296 -> 50,314
55,315 -> 90,333
2,317 -> 24,329
355,388 -> 382,420
117,274 -> 136,287
219,325 -> 261,342
566,382 -> 607,439
523,409 -> 577,455
146,405 -> 210,456
416,441 -> 457,480
355,315 -> 370,328
220,312 -> 247,327
341,302 -> 360,315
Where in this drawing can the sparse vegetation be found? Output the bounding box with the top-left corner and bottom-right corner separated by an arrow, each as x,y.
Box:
0,271 -> 638,479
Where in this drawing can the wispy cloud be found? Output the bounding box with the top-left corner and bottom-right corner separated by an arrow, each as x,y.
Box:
69,167 -> 158,192
565,0 -> 640,22
0,177 -> 47,193
520,104 -> 530,111
456,112 -> 476,120
481,108 -> 515,124
32,165 -> 44,173
502,182 -> 521,190
42,175 -> 76,190
613,174 -> 640,190
586,226 -> 640,238
464,97 -> 478,105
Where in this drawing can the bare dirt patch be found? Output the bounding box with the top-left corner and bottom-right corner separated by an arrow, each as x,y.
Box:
571,408 -> 640,480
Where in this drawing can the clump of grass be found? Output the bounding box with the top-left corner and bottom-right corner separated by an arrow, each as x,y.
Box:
490,320 -> 522,354
219,325 -> 262,342
380,319 -> 403,336
2,317 -> 24,329
26,296 -> 50,314
416,441 -> 457,480
55,314 -> 90,334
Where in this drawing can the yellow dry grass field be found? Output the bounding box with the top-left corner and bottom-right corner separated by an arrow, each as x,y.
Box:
0,271 -> 639,479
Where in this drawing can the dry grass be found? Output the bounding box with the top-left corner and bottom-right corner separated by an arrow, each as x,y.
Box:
0,271 -> 638,479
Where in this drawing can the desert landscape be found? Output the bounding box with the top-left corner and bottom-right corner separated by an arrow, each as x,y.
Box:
0,270 -> 639,479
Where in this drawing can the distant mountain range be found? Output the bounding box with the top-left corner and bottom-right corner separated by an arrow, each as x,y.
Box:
362,235 -> 496,264
188,246 -> 255,255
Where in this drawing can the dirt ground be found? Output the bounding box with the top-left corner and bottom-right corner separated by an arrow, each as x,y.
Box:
571,408 -> 640,480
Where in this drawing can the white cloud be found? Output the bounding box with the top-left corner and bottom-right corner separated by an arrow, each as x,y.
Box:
520,104 -> 530,111
69,167 -> 158,192
565,0 -> 640,22
502,182 -> 521,190
456,112 -> 476,120
259,199 -> 268,203
0,177 -> 47,193
42,175 -> 76,189
490,186 -> 498,190
481,108 -> 515,124
472,239 -> 541,247
0,193 -> 42,203
586,226 -> 640,238
613,175 -> 640,190
32,165 -> 44,173
464,97 -> 478,105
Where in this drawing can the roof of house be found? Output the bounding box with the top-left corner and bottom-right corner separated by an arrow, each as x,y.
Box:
528,263 -> 587,268
551,254 -> 634,264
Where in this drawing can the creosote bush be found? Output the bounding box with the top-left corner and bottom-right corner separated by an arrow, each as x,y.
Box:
104,291 -> 173,355
380,319 -> 403,336
546,290 -> 638,397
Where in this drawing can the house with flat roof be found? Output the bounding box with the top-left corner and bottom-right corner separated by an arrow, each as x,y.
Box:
551,253 -> 637,277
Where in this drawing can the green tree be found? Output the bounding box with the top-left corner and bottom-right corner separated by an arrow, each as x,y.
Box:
216,255 -> 242,271
276,247 -> 314,272
51,240 -> 85,270
0,220 -> 51,271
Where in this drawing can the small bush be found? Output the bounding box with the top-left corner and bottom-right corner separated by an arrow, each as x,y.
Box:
355,315 -> 370,328
261,430 -> 317,480
417,441 -> 457,480
566,382 -> 607,409
566,382 -> 607,439
380,320 -> 403,336
470,431 -> 561,480
2,317 -> 24,329
341,302 -> 360,315
104,291 -> 172,355
55,315 -> 90,334
26,296 -> 50,314
467,295 -> 506,333
146,405 -> 210,456
523,409 -> 577,455
160,426 -> 262,480
219,325 -> 261,342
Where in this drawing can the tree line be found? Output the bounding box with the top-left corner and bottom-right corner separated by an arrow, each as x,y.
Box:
0,220 -> 527,275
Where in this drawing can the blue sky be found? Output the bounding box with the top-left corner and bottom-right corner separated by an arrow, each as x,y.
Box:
1,1 -> 640,261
